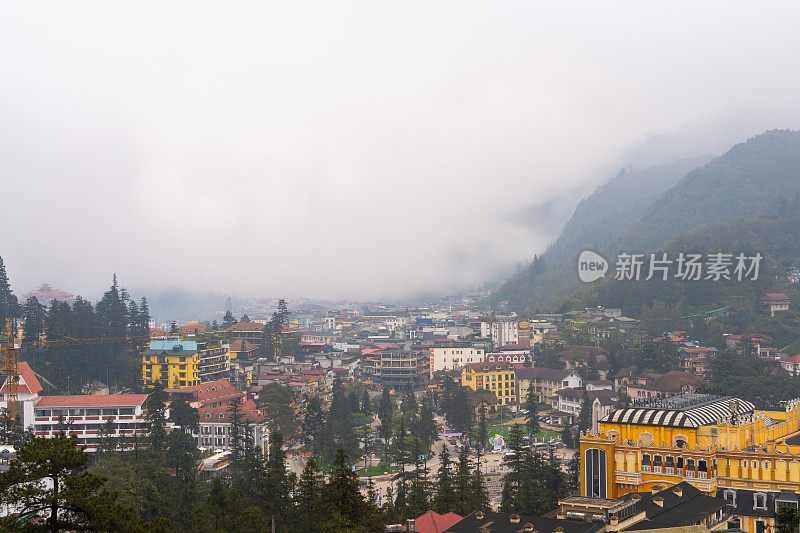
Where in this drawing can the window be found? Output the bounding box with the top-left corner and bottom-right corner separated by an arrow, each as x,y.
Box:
584,449 -> 607,498
119,407 -> 134,415
69,409 -> 84,416
756,520 -> 767,533
724,490 -> 736,506
102,408 -> 117,416
754,493 -> 767,510
642,454 -> 651,472
86,409 -> 101,416
741,460 -> 748,468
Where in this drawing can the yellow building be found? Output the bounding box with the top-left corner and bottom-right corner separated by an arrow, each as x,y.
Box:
141,340 -> 230,389
461,362 -> 517,406
580,393 -> 800,533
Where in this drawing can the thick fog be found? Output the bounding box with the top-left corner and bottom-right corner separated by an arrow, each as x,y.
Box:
3,1 -> 800,301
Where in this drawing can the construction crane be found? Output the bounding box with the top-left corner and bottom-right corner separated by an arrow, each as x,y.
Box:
1,318 -> 150,427
2,319 -> 19,424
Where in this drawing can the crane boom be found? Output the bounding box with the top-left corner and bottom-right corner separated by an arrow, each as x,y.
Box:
2,319 -> 19,424
1,319 -> 150,429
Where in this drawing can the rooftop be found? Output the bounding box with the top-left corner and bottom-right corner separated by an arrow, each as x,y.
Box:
604,393 -> 755,429
36,394 -> 149,407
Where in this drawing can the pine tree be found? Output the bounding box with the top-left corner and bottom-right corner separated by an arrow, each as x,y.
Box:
432,444 -> 458,514
22,296 -> 46,347
453,450 -> 473,516
405,438 -> 429,518
577,391 -> 592,436
319,449 -> 367,530
296,457 -> 322,531
145,381 -> 168,454
228,396 -> 245,472
169,321 -> 178,334
525,389 -> 540,436
222,311 -> 236,330
391,417 -> 411,514
241,313 -> 250,323
0,256 -> 20,326
0,434 -> 150,531
378,386 -> 394,441
401,391 -> 418,414
477,401 -> 488,451
361,390 -> 372,416
264,432 -> 292,528
500,424 -> 528,513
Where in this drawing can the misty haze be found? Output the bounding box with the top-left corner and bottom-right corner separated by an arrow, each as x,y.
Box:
2,2 -> 800,532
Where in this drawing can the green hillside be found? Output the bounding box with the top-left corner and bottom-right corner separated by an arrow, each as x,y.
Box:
610,129 -> 800,255
544,156 -> 710,265
495,129 -> 800,314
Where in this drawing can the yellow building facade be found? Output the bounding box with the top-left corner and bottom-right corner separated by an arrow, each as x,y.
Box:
141,340 -> 230,389
461,362 -> 517,405
580,394 -> 800,533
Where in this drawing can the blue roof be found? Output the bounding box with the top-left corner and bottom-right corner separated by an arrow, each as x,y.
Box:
148,340 -> 198,351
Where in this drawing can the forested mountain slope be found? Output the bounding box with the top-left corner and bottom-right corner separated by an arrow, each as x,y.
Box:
495,130 -> 800,314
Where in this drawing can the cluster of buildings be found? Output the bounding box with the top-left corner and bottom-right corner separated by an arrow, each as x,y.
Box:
580,391 -> 800,533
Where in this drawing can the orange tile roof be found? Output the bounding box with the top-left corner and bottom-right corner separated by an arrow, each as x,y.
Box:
36,394 -> 148,407
1,362 -> 43,395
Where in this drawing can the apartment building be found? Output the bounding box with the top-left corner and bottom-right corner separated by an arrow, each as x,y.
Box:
461,362 -> 517,406
194,399 -> 269,453
32,394 -> 150,452
515,366 -> 582,406
379,345 -> 428,391
141,340 -> 230,388
429,346 -> 485,377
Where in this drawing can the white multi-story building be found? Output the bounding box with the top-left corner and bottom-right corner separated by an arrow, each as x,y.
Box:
194,399 -> 269,453
480,316 -> 519,348
1,362 -> 152,453
429,347 -> 485,377
32,394 -> 151,452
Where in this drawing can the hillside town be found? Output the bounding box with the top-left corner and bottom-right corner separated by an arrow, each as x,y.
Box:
2,269 -> 800,532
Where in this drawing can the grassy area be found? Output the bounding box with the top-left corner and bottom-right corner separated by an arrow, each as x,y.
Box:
355,465 -> 397,477
483,423 -> 559,445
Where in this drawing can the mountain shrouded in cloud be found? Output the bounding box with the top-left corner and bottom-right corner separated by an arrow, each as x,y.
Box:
3,2 -> 800,300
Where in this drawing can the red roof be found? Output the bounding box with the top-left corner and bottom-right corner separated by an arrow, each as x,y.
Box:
225,322 -> 266,333
762,293 -> 790,301
679,347 -> 714,354
409,510 -> 463,533
36,394 -> 148,407
181,380 -> 244,404
177,323 -> 207,334
229,339 -> 257,352
0,362 -> 43,395
199,399 -> 266,424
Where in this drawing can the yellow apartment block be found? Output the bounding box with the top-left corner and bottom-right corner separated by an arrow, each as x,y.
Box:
461,361 -> 517,406
581,393 -> 800,533
141,340 -> 229,389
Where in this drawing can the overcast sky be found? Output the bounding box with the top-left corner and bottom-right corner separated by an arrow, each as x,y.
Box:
3,1 -> 800,301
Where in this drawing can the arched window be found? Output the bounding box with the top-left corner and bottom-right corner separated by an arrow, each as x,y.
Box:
665,456 -> 675,474
673,435 -> 688,448
685,458 -> 695,478
698,460 -> 708,479
642,454 -> 651,472
653,455 -> 663,473
584,449 -> 607,498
